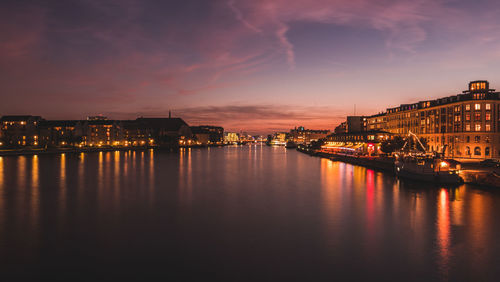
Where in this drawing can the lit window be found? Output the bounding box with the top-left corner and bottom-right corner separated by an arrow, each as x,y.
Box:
486,124 -> 491,131
466,104 -> 470,111
475,124 -> 481,131
486,113 -> 491,121
475,104 -> 481,110
465,124 -> 471,131
486,103 -> 491,110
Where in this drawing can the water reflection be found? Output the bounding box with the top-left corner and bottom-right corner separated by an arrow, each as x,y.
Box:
179,148 -> 193,206
59,154 -> 67,219
436,189 -> 451,280
0,148 -> 499,281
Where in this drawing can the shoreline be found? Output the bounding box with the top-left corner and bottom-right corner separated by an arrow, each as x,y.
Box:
0,144 -> 233,157
0,147 -> 154,157
297,147 -> 500,188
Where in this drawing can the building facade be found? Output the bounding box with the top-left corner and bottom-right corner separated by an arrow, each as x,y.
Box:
0,115 -> 42,147
191,126 -> 224,145
323,130 -> 392,155
39,120 -> 84,147
82,117 -> 123,146
366,80 -> 500,160
289,126 -> 331,144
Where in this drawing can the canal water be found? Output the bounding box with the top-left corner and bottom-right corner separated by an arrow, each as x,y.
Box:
0,145 -> 499,281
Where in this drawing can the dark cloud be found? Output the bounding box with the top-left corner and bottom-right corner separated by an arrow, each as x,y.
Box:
102,104 -> 345,134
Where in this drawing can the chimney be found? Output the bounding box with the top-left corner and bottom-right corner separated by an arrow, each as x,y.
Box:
169,110 -> 171,118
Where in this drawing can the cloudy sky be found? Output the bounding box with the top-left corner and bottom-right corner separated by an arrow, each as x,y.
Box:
2,0 -> 500,133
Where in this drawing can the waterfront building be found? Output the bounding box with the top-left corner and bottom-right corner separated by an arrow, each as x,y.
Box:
224,132 -> 240,144
135,117 -> 192,147
239,133 -> 255,143
82,117 -> 123,146
346,116 -> 367,132
289,126 -> 330,144
334,116 -> 367,134
323,130 -> 391,155
268,132 -> 288,145
39,120 -> 84,147
366,80 -> 500,160
366,113 -> 387,131
0,115 -> 42,147
191,126 -> 224,145
121,120 -> 148,146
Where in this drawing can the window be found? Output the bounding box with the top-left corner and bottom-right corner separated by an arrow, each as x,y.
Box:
486,103 -> 491,110
475,104 -> 481,110
466,146 -> 471,155
466,124 -> 471,131
466,104 -> 471,111
486,147 -> 490,156
486,113 -> 491,121
474,147 -> 481,156
475,124 -> 481,131
466,136 -> 470,143
475,136 -> 480,143
486,124 -> 491,131
466,113 -> 470,121
475,113 -> 481,121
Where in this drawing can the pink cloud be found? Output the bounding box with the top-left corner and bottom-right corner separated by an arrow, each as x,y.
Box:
227,0 -> 459,66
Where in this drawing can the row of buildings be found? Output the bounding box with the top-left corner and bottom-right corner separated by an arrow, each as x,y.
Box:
325,80 -> 500,160
0,115 -> 226,149
269,126 -> 331,145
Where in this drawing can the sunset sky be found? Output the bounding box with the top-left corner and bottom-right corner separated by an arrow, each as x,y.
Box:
2,0 -> 500,133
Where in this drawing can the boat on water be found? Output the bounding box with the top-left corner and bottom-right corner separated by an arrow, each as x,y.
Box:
285,141 -> 297,149
393,130 -> 463,185
394,155 -> 463,184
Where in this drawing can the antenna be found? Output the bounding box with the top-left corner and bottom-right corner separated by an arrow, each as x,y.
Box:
354,104 -> 356,116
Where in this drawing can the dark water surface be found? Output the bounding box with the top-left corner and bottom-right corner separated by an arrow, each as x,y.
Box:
1,145 -> 500,281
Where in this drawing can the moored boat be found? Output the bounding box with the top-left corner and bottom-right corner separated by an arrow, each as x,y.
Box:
394,156 -> 463,184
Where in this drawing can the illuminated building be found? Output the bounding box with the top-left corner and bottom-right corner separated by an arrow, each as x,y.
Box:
346,116 -> 367,133
366,113 -> 386,131
224,132 -> 240,144
334,116 -> 368,134
289,126 -> 330,144
366,80 -> 500,159
39,120 -> 84,147
134,117 -> 192,148
191,126 -> 224,145
323,130 -> 391,155
0,115 -> 42,147
82,117 -> 122,146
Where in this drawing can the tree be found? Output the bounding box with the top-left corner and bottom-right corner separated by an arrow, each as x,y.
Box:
310,139 -> 325,150
380,136 -> 405,154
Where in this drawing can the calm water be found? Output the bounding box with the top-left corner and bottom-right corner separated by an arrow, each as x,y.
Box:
0,145 -> 500,281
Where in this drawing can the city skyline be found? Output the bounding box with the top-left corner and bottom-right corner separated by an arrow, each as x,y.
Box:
2,0 -> 500,133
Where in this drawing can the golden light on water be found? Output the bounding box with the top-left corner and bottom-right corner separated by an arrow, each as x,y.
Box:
437,189 -> 451,279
